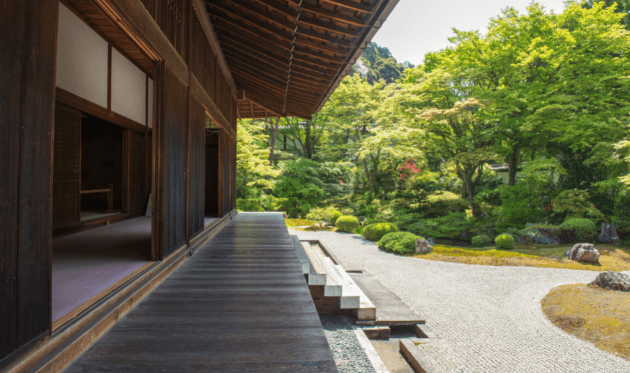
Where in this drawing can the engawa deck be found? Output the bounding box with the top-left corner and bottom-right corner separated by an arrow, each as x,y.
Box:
63,213 -> 338,372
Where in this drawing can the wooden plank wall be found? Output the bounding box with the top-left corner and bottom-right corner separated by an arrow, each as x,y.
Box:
17,0 -> 59,350
159,65 -> 188,257
0,0 -> 59,362
204,130 -> 219,216
1,0 -> 240,363
127,130 -> 147,214
52,104 -> 82,231
222,132 -> 230,216
187,95 -> 205,238
0,0 -> 25,361
232,137 -> 237,211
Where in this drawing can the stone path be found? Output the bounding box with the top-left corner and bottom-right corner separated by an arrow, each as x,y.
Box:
292,230 -> 630,373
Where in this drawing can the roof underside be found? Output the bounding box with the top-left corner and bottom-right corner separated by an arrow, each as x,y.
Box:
202,0 -> 398,119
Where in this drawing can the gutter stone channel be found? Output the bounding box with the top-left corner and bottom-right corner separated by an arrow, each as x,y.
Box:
294,236 -> 438,373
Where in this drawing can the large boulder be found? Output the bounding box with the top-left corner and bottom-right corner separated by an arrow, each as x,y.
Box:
416,239 -> 433,254
597,223 -> 620,245
564,243 -> 600,263
589,271 -> 630,292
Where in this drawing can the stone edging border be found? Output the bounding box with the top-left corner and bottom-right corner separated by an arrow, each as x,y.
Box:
352,325 -> 389,373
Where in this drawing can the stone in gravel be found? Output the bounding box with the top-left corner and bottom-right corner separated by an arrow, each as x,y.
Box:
597,223 -> 620,245
416,239 -> 433,254
589,271 -> 630,292
565,243 -> 600,263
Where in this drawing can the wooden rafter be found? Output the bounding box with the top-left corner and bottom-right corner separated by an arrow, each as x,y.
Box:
201,0 -> 397,119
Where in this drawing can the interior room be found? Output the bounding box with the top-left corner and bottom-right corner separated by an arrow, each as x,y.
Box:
80,114 -> 123,221
51,103 -> 153,326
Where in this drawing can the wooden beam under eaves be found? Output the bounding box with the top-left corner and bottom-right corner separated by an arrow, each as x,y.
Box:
192,0 -> 238,95
299,2 -> 367,27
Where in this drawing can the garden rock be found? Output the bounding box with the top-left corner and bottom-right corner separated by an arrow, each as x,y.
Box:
416,239 -> 433,254
564,243 -> 600,263
597,223 -> 620,245
589,271 -> 630,292
459,230 -> 468,240
427,238 -> 435,245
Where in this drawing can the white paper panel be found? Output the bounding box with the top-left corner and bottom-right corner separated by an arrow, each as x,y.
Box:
147,78 -> 154,128
56,3 -> 108,108
111,48 -> 146,125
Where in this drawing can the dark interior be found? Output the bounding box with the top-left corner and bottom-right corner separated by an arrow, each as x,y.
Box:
205,129 -> 219,216
81,116 -> 124,212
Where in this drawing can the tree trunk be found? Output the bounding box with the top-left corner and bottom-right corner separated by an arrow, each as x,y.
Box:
305,121 -> 312,159
507,148 -> 521,186
268,117 -> 279,166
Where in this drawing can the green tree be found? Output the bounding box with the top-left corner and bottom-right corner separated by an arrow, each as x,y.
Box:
581,0 -> 630,29
432,2 -> 630,185
236,119 -> 280,198
405,69 -> 500,217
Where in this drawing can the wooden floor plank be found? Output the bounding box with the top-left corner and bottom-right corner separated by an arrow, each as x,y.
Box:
63,213 -> 338,372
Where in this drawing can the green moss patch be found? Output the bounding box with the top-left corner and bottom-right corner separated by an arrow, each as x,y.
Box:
542,284 -> 630,361
285,219 -> 318,227
412,245 -> 630,271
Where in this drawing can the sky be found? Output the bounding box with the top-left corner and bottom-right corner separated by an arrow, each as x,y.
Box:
372,0 -> 570,66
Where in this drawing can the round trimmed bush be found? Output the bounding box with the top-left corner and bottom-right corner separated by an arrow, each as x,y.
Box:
362,218 -> 386,227
378,232 -> 423,254
495,234 -> 515,250
329,210 -> 343,225
559,218 -> 597,242
363,223 -> 398,242
335,215 -> 359,233
471,234 -> 491,247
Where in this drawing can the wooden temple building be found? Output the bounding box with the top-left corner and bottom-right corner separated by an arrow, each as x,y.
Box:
0,0 -> 399,371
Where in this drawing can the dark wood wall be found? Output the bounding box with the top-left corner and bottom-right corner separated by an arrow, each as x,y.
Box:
187,94 -> 205,238
222,132 -> 230,216
127,130 -> 147,214
158,65 -> 188,257
1,0 -> 239,364
53,104 -> 81,231
0,0 -> 59,361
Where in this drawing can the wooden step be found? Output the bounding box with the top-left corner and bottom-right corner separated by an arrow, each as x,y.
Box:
300,242 -> 327,286
331,264 -> 362,309
290,235 -> 311,275
335,264 -> 375,319
311,247 -> 342,297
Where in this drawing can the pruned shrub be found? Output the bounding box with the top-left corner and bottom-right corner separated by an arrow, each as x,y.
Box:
495,234 -> 515,250
551,189 -> 605,225
335,215 -> 359,233
236,199 -> 264,212
306,207 -> 343,225
378,232 -> 423,254
363,223 -> 398,242
400,212 -> 469,240
362,218 -> 386,227
471,235 -> 491,247
423,191 -> 470,218
559,218 -> 597,242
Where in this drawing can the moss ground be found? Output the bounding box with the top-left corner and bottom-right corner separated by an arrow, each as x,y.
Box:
541,284 -> 630,361
284,219 -> 318,227
411,244 -> 630,271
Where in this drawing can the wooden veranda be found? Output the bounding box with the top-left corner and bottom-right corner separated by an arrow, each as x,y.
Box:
63,213 -> 337,372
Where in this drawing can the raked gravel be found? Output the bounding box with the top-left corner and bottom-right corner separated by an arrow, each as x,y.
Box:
293,230 -> 630,373
319,313 -> 376,373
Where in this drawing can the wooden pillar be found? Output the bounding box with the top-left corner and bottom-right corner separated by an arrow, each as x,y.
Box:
0,0 -> 60,362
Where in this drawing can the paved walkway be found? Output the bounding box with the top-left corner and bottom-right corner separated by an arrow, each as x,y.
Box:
292,230 -> 630,373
